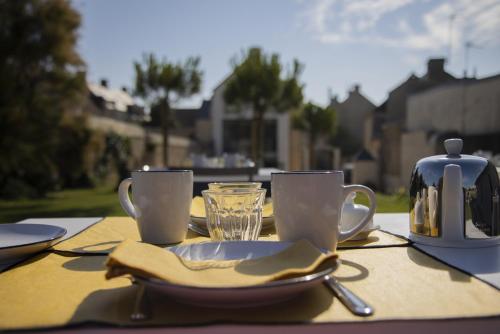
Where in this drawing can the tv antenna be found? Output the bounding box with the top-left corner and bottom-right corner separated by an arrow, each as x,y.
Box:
447,13 -> 456,63
464,41 -> 481,78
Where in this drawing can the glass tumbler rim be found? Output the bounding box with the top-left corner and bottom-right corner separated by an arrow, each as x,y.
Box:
202,188 -> 267,196
208,181 -> 262,188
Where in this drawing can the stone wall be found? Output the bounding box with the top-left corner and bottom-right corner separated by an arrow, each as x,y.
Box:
363,113 -> 382,159
88,115 -> 191,169
289,129 -> 309,170
398,75 -> 500,190
352,160 -> 379,188
407,76 -> 500,135
381,123 -> 402,192
400,131 -> 437,187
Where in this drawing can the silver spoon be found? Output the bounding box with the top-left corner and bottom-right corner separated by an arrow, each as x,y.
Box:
324,275 -> 373,316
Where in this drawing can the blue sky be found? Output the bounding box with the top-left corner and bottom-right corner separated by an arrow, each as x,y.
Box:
74,0 -> 500,107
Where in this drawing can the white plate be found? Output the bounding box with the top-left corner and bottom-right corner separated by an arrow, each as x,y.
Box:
0,224 -> 67,264
134,241 -> 339,308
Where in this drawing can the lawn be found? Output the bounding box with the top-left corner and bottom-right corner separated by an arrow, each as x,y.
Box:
355,191 -> 408,213
0,187 -> 409,224
0,187 -> 124,224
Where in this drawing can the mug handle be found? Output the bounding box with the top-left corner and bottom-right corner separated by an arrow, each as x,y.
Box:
118,178 -> 137,219
339,185 -> 376,242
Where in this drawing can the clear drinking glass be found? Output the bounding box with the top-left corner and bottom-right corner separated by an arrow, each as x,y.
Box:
208,182 -> 262,191
202,189 -> 267,241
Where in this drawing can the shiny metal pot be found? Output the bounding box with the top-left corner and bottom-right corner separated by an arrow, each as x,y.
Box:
409,138 -> 500,247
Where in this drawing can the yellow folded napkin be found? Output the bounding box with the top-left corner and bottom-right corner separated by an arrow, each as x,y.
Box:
105,240 -> 337,288
191,196 -> 273,218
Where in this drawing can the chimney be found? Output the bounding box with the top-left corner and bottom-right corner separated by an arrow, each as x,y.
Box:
427,58 -> 445,79
350,84 -> 360,94
100,79 -> 108,88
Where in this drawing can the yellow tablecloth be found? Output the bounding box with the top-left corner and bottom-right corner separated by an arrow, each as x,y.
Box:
52,217 -> 408,254
1,247 -> 499,331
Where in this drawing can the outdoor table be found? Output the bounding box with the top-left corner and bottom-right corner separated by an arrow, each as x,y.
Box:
1,214 -> 499,333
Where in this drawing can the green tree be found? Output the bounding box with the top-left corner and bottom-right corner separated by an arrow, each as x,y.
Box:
330,126 -> 359,157
0,0 -> 86,198
293,102 -> 336,169
134,53 -> 202,166
224,47 -> 304,167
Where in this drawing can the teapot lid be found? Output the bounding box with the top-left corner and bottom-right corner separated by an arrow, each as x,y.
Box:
413,138 -> 494,190
417,138 -> 488,166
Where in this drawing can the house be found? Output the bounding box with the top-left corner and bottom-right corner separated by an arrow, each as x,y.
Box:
171,100 -> 212,152
384,59 -> 456,125
209,77 -> 292,169
400,73 -> 500,185
86,79 -> 146,122
82,79 -> 191,169
369,58 -> 457,192
362,57 -> 500,192
329,84 -> 375,158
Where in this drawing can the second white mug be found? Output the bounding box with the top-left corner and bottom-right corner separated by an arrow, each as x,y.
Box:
271,171 -> 376,251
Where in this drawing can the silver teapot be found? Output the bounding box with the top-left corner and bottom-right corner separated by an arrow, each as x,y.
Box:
409,138 -> 500,247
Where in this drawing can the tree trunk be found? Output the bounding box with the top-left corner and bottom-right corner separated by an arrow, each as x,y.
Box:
160,98 -> 170,167
251,110 -> 264,167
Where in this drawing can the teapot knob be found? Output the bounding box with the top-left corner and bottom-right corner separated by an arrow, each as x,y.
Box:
442,164 -> 464,242
444,138 -> 463,156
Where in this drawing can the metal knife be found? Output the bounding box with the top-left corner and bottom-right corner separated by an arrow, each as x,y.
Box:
324,275 -> 374,316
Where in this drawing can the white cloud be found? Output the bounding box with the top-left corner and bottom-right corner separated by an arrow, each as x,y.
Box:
464,0 -> 500,45
341,0 -> 413,30
302,0 -> 335,34
300,0 -> 500,51
397,19 -> 411,34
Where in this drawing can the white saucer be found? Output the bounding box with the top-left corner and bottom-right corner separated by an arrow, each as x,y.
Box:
190,216 -> 274,236
134,241 -> 339,308
0,224 -> 67,264
344,225 -> 380,242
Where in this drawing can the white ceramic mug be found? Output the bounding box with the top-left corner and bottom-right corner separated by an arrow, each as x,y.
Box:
271,171 -> 376,251
118,170 -> 193,244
